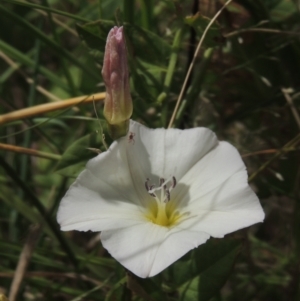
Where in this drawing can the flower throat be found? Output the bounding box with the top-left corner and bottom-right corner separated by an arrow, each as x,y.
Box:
144,177 -> 181,227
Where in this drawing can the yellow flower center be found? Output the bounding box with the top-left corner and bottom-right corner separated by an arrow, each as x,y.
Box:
145,201 -> 181,227
144,176 -> 182,227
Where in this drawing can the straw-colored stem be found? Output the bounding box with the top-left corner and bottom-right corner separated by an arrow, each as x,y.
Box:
0,143 -> 61,160
0,51 -> 61,102
168,0 -> 232,128
225,28 -> 300,38
0,92 -> 105,125
281,88 -> 300,131
242,147 -> 297,158
248,133 -> 300,182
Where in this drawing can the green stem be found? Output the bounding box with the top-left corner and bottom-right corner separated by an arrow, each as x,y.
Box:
41,0 -> 78,95
157,28 -> 183,105
123,0 -> 135,24
97,0 -> 102,19
104,276 -> 127,301
139,0 -> 152,29
175,47 -> 213,126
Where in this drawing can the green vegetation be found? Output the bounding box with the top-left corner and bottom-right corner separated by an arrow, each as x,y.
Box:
0,0 -> 300,300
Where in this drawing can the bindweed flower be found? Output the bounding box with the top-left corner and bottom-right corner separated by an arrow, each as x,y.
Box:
57,121 -> 264,278
102,26 -> 132,140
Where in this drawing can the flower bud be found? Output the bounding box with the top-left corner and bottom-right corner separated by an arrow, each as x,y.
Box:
102,26 -> 132,140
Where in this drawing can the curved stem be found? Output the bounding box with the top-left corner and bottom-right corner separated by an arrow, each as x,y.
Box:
168,0 -> 233,128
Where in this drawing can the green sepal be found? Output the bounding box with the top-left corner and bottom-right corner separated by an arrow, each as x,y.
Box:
107,119 -> 130,140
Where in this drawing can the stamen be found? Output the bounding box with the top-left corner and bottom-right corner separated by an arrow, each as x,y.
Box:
145,176 -> 177,202
149,185 -> 156,198
145,179 -> 150,191
172,176 -> 177,188
165,190 -> 170,203
144,175 -> 190,227
149,185 -> 155,190
145,179 -> 156,198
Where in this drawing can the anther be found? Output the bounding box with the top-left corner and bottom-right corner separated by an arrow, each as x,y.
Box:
145,179 -> 149,191
145,179 -> 156,197
149,185 -> 156,198
165,190 -> 170,202
160,177 -> 168,190
145,176 -> 176,201
172,176 -> 177,188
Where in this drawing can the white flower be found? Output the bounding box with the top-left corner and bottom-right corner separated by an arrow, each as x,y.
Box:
57,120 -> 264,278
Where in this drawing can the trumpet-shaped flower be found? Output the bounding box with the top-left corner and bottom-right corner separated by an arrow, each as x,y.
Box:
57,120 -> 264,278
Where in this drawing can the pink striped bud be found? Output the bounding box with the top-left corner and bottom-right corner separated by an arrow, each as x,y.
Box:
102,26 -> 132,139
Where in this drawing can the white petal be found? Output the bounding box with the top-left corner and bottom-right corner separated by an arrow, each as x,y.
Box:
101,223 -> 210,278
177,170 -> 265,237
85,137 -> 145,206
57,127 -> 153,231
57,157 -> 144,231
126,120 -> 218,182
57,179 -> 145,231
175,141 -> 246,206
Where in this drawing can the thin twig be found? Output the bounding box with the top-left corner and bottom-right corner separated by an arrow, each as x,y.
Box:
224,27 -> 300,38
0,92 -> 105,125
9,225 -> 42,301
248,133 -> 300,182
242,147 -> 297,158
0,51 -> 61,102
35,9 -> 78,36
1,271 -> 103,286
70,275 -> 114,301
168,0 -> 233,128
281,88 -> 300,131
0,142 -> 61,160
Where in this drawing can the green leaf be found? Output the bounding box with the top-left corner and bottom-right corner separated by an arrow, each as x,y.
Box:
0,156 -> 77,266
0,4 -> 99,81
184,13 -> 224,48
1,0 -> 90,22
175,239 -> 242,301
124,23 -> 171,65
1,187 -> 43,225
131,62 -> 162,102
56,161 -> 87,178
179,276 -> 199,301
76,20 -> 115,63
0,40 -> 72,93
196,240 -> 241,301
76,21 -> 171,65
270,0 -> 297,22
123,0 -> 135,24
56,132 -> 102,177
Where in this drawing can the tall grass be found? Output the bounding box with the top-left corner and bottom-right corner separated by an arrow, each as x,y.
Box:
0,0 -> 300,300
